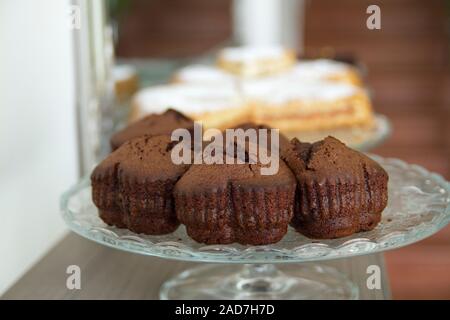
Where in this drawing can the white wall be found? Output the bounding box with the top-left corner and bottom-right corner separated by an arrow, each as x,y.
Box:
0,0 -> 77,295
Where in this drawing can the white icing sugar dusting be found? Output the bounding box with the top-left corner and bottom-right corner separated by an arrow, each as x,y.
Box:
176,65 -> 235,84
243,79 -> 359,104
133,84 -> 241,114
220,46 -> 287,62
287,59 -> 352,79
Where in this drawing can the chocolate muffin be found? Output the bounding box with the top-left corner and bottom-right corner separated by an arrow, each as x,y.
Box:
91,135 -> 191,234
110,109 -> 194,151
231,122 -> 291,158
173,145 -> 296,245
283,136 -> 388,239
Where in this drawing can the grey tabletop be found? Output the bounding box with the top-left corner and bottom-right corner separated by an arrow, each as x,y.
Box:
2,232 -> 391,300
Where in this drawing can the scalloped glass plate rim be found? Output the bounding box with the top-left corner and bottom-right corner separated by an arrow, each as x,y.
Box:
60,155 -> 450,264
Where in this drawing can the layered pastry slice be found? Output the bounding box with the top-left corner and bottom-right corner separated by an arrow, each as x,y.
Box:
131,83 -> 250,129
172,64 -> 237,86
217,45 -> 296,77
285,59 -> 362,86
245,79 -> 374,132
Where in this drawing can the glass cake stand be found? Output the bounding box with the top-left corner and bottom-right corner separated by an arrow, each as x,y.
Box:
61,155 -> 449,300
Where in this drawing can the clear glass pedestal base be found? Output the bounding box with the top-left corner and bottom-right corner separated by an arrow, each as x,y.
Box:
160,263 -> 359,300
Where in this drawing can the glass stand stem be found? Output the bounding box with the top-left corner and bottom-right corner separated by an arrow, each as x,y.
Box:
160,263 -> 359,300
223,264 -> 290,294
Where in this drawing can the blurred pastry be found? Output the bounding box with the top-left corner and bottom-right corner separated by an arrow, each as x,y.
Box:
133,49 -> 374,136
285,59 -> 362,86
131,83 -> 250,129
217,45 -> 296,77
172,64 -> 236,86
246,79 -> 374,132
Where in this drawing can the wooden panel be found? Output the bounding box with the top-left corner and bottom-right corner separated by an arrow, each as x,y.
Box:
369,72 -> 445,108
305,0 -> 445,36
306,35 -> 448,68
305,0 -> 449,68
385,245 -> 450,299
116,0 -> 232,57
376,113 -> 442,148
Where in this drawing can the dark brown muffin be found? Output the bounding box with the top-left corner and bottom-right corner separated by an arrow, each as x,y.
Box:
173,145 -> 296,245
110,109 -> 194,151
91,135 -> 191,235
231,122 -> 291,158
283,136 -> 388,239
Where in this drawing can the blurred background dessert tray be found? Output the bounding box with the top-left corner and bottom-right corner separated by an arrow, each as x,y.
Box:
287,113 -> 391,152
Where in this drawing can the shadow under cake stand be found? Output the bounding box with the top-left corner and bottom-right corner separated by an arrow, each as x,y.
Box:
61,155 -> 450,299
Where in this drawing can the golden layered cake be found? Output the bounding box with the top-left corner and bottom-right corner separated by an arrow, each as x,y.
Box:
283,59 -> 362,86
172,64 -> 236,86
132,47 -> 373,135
245,79 -> 374,132
217,46 -> 296,77
131,83 -> 249,130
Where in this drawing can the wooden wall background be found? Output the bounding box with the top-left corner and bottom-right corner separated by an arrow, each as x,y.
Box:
115,0 -> 450,299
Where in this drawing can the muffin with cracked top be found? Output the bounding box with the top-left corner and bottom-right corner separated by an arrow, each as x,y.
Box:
173,144 -> 296,245
283,136 -> 388,239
